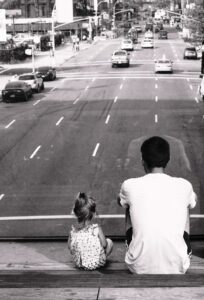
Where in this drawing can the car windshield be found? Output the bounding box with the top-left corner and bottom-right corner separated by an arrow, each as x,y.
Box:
186,48 -> 196,51
5,81 -> 25,88
158,60 -> 170,63
114,51 -> 126,56
123,40 -> 131,44
38,67 -> 50,71
19,75 -> 35,80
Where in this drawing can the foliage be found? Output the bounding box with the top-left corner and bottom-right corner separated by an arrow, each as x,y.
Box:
184,4 -> 204,35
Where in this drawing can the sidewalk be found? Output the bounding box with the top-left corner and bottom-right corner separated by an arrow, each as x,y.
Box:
0,40 -> 92,71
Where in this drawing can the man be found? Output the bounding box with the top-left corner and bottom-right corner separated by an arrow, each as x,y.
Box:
119,136 -> 197,274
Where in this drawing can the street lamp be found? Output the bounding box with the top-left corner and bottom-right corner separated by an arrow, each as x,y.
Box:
95,0 -> 109,36
112,0 -> 121,30
51,1 -> 56,67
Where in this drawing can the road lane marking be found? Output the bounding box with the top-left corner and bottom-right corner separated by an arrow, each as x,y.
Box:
105,115 -> 110,124
114,96 -> 118,103
85,85 -> 89,91
30,145 -> 41,159
123,77 -> 126,81
0,194 -> 4,201
0,214 -> 201,221
189,84 -> 193,90
50,87 -> 56,92
195,97 -> 199,103
56,116 -> 64,126
155,114 -> 158,123
92,78 -> 96,82
155,77 -> 158,81
155,84 -> 158,89
187,78 -> 189,82
120,84 -> 123,90
73,97 -> 79,104
33,100 -> 41,106
155,96 -> 158,102
92,143 -> 100,157
5,120 -> 16,129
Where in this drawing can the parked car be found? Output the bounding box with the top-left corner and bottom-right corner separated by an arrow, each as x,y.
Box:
18,73 -> 44,92
141,38 -> 154,48
2,81 -> 32,102
158,30 -> 168,39
121,39 -> 134,51
199,76 -> 204,100
183,47 -> 198,60
154,58 -> 173,73
111,50 -> 130,67
36,66 -> 57,81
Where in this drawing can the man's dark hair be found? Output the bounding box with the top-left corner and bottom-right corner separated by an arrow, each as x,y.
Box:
141,136 -> 170,169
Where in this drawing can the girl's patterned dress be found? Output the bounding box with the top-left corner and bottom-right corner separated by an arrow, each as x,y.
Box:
69,223 -> 106,270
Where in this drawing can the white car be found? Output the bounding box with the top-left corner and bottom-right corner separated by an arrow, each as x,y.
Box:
144,30 -> 154,39
155,58 -> 173,73
121,39 -> 134,51
199,76 -> 204,100
18,73 -> 44,93
141,38 -> 154,48
111,50 -> 130,67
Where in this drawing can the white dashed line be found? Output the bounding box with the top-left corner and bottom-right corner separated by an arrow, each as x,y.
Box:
120,84 -> 123,90
195,97 -> 199,103
155,84 -> 158,89
189,85 -> 193,90
105,115 -> 110,124
56,116 -> 64,126
0,194 -> 4,201
85,85 -> 89,91
73,98 -> 79,104
155,77 -> 158,81
33,100 -> 41,106
50,87 -> 56,92
155,96 -> 158,102
114,96 -> 118,103
30,145 -> 41,159
187,78 -> 190,82
5,120 -> 16,129
92,143 -> 100,157
155,114 -> 158,123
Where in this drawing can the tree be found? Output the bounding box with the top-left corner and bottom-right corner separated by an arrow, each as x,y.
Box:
0,0 -> 21,9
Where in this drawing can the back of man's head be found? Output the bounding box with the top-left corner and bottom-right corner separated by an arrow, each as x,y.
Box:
141,136 -> 170,170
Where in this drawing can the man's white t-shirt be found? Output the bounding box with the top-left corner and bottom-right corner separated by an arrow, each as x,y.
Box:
120,173 -> 196,274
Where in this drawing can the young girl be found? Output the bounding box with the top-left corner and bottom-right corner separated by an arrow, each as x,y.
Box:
68,192 -> 113,270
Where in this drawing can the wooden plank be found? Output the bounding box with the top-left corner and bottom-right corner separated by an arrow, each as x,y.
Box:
99,288 -> 204,300
0,288 -> 99,300
0,271 -> 203,288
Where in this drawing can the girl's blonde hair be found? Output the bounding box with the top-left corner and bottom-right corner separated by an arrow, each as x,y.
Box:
73,192 -> 96,223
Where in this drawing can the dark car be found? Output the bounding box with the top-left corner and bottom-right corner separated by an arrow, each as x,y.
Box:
183,47 -> 198,59
2,81 -> 32,102
36,66 -> 56,81
155,23 -> 164,33
158,30 -> 168,39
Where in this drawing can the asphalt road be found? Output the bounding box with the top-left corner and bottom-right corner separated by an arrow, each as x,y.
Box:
0,28 -> 203,238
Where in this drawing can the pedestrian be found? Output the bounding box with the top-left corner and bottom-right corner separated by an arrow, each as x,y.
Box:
68,192 -> 113,270
76,36 -> 80,51
118,136 -> 197,274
